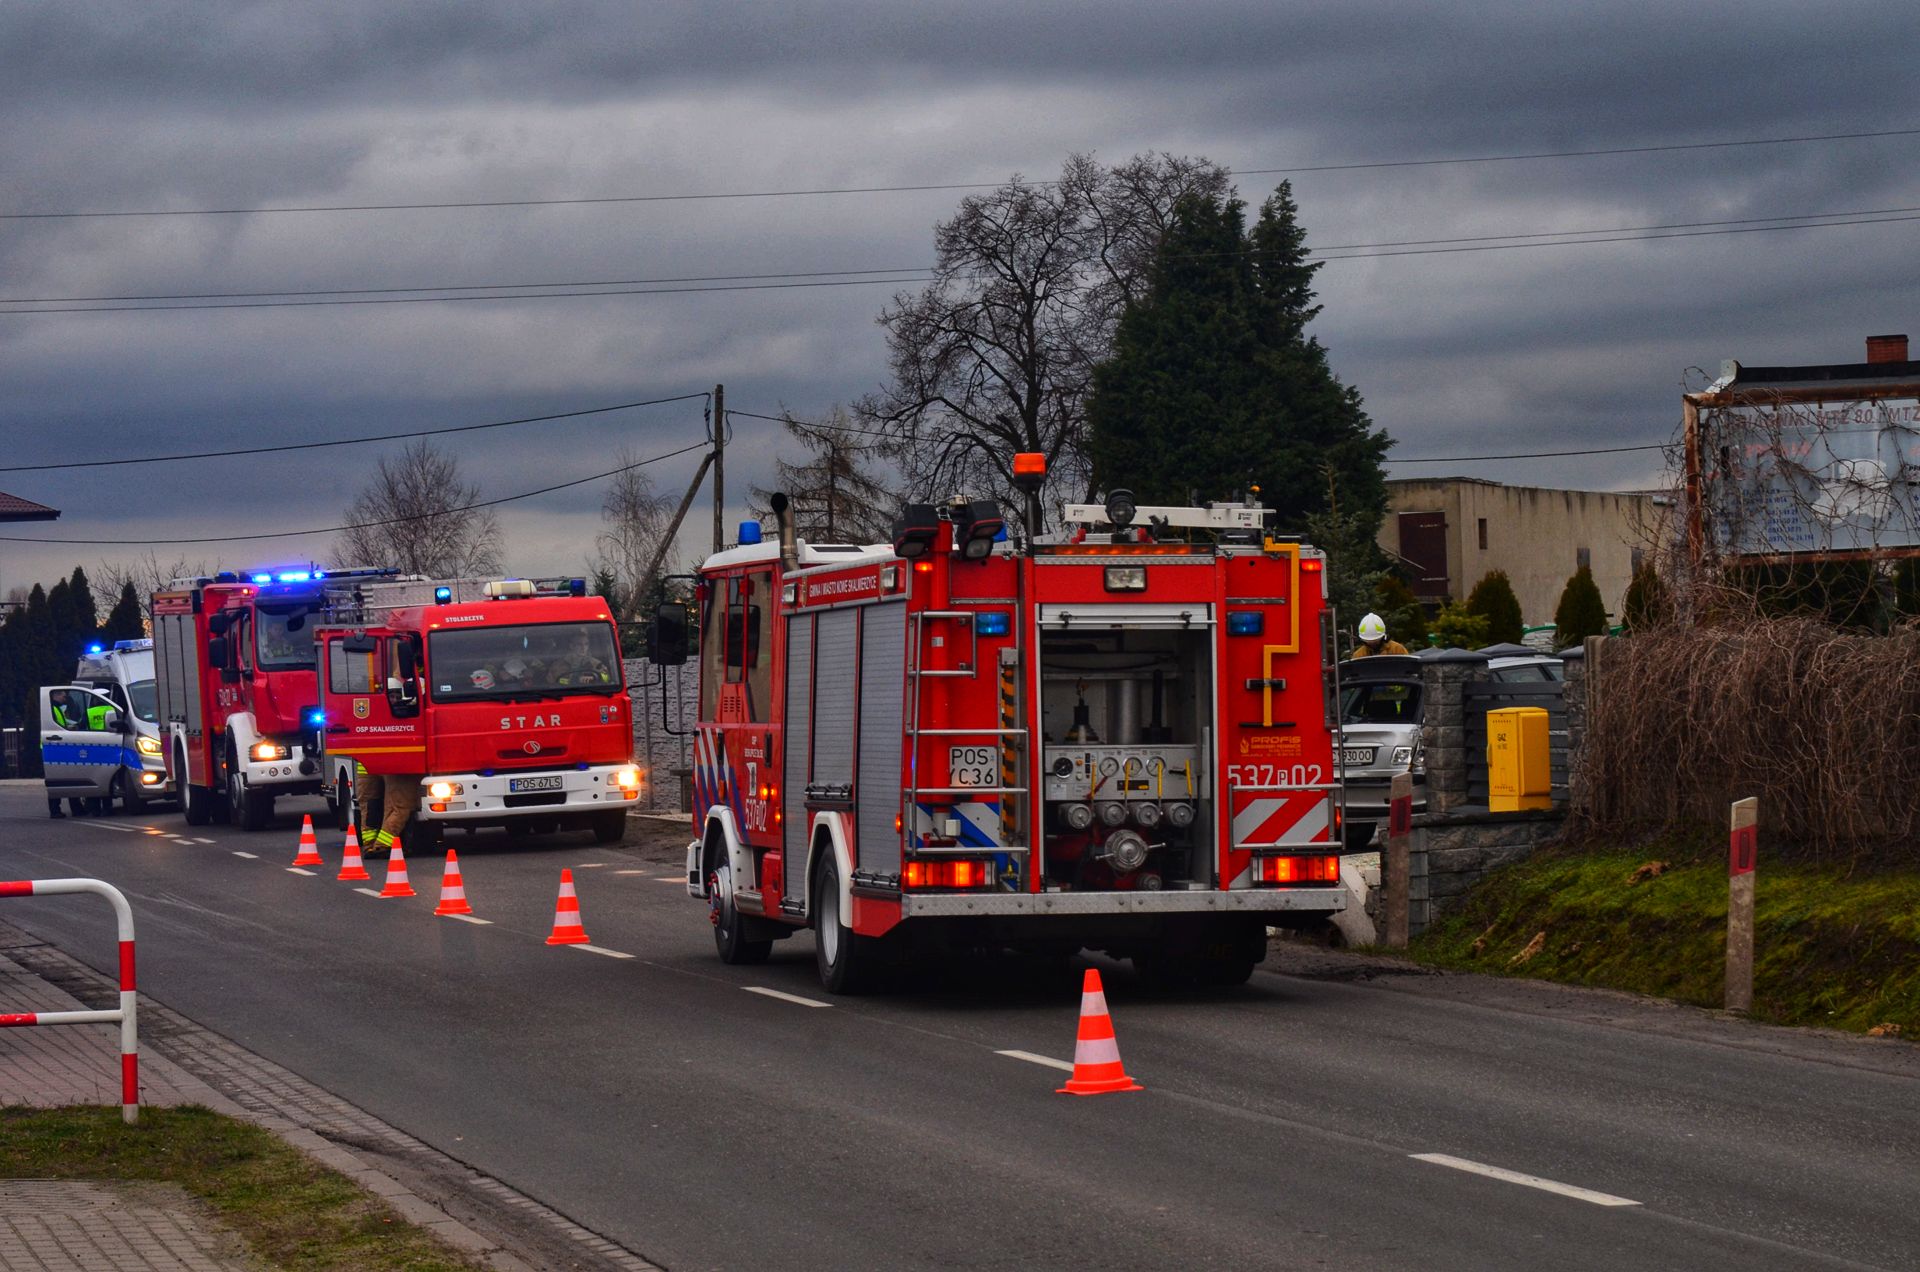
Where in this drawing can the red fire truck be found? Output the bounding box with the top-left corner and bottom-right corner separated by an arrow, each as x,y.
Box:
313,576 -> 640,850
153,567 -> 392,829
660,467 -> 1346,992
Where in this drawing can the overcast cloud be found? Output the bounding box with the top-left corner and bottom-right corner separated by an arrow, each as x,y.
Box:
2,1 -> 1916,592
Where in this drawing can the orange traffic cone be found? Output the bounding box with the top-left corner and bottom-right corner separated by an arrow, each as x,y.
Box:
379,838 -> 416,898
291,814 -> 323,867
336,825 -> 371,882
434,850 -> 473,916
1056,968 -> 1144,1095
545,868 -> 590,945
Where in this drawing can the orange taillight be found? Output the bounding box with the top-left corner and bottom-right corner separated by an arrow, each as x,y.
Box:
1257,854 -> 1340,885
903,859 -> 989,889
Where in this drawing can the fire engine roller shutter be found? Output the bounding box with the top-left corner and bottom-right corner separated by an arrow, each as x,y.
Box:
782,611 -> 814,910
856,601 -> 907,874
811,608 -> 858,790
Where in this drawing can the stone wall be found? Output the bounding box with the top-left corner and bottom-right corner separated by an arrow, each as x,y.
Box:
624,657 -> 698,814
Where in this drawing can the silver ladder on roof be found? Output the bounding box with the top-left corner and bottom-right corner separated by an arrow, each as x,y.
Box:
901,610 -> 1031,859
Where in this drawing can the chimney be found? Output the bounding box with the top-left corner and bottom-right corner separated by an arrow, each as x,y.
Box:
1866,333 -> 1908,364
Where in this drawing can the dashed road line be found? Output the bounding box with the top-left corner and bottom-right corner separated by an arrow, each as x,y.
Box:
287,867 -> 316,876
995,1049 -> 1075,1073
571,944 -> 635,959
192,837 -> 215,844
353,887 -> 384,898
613,869 -> 648,875
232,851 -> 258,859
1409,1154 -> 1640,1207
443,914 -> 493,926
743,986 -> 831,1008
577,862 -> 607,868
73,821 -> 137,833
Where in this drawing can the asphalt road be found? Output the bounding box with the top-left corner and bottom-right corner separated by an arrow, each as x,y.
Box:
3,782 -> 1917,1271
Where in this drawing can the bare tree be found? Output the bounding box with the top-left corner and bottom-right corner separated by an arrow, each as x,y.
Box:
750,407 -> 898,544
590,452 -> 676,621
92,550 -> 213,619
336,440 -> 502,577
858,152 -> 1228,526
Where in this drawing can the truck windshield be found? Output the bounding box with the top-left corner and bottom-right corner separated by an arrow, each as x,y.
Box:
127,679 -> 159,723
428,622 -> 622,700
255,605 -> 319,670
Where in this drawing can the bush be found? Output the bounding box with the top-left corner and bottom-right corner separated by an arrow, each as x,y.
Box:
1373,574 -> 1427,649
1429,600 -> 1489,649
1553,565 -> 1608,646
1464,570 -> 1524,645
1621,564 -> 1670,632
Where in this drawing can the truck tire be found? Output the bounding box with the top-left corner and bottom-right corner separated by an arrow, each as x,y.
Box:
707,838 -> 772,965
179,744 -> 214,826
404,817 -> 442,855
1134,918 -> 1263,989
334,768 -> 354,833
813,852 -> 877,993
591,809 -> 628,844
226,746 -> 273,832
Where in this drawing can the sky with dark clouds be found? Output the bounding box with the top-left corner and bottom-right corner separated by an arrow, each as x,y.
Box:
2,0 -> 1916,594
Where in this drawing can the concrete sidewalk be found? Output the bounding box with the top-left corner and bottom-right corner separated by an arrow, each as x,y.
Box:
0,947 -> 527,1272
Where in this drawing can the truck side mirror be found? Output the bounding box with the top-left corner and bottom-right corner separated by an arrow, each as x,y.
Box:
208,612 -> 233,637
647,603 -> 689,666
396,639 -> 417,678
207,635 -> 229,667
341,634 -> 378,654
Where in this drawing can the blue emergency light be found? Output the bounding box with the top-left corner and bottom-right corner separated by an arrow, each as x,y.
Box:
251,573 -> 273,584
974,611 -> 1011,636
278,571 -> 311,583
87,643 -> 104,654
304,708 -> 325,727
434,586 -> 453,604
738,520 -> 764,545
1227,611 -> 1265,636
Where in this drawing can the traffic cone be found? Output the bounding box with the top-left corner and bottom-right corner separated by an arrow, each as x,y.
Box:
434,849 -> 473,916
336,825 -> 371,882
291,814 -> 323,867
379,838 -> 416,898
545,868 -> 590,945
1056,968 -> 1144,1095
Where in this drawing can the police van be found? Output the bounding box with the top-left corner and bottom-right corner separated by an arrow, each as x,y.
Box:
39,639 -> 174,813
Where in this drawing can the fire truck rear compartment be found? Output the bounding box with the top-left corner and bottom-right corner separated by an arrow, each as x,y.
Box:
1037,625 -> 1213,892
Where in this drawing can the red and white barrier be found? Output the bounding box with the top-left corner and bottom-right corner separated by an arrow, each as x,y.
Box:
0,877 -> 140,1123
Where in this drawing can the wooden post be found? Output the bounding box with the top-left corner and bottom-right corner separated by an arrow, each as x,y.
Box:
711,382 -> 726,554
1727,796 -> 1758,1013
1384,771 -> 1414,948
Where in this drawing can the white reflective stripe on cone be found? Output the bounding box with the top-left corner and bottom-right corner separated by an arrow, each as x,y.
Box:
1074,1035 -> 1123,1066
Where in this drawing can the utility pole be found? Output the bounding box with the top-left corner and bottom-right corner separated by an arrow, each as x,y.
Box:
711,383 -> 726,554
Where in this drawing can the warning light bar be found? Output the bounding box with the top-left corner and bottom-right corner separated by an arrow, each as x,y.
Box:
1256,854 -> 1340,885
903,859 -> 990,889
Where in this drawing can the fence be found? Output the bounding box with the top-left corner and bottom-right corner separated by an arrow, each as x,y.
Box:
625,657 -> 697,814
0,877 -> 140,1123
1461,679 -> 1570,804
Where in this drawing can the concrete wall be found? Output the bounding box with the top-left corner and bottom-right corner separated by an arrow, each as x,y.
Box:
1381,478 -> 1665,625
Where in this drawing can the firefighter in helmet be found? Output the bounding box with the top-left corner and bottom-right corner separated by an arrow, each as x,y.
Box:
548,628 -> 614,687
1352,612 -> 1408,658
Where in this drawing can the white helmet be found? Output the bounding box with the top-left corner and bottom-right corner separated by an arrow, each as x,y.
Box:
1358,613 -> 1387,643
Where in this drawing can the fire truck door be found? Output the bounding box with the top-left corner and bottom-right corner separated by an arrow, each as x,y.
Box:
321,633 -> 426,777
40,685 -> 124,798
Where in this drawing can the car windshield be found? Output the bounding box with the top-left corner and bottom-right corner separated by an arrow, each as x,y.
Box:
255,606 -> 319,670
127,679 -> 158,723
429,622 -> 622,700
1342,681 -> 1421,725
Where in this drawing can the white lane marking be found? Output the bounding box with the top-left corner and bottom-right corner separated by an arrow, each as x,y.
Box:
353,887 -> 384,898
193,837 -> 216,844
443,913 -> 493,925
743,986 -> 832,1008
653,877 -> 683,884
614,869 -> 648,875
571,944 -> 635,959
170,837 -> 192,844
74,821 -> 137,833
995,1049 -> 1075,1073
232,851 -> 259,859
286,867 -> 316,876
577,862 -> 607,868
1409,1154 -> 1640,1207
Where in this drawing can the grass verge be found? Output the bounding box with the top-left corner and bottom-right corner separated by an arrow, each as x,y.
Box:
1410,833 -> 1920,1036
0,1104 -> 484,1271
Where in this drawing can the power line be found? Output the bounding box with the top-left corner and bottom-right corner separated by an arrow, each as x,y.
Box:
0,392 -> 708,474
8,205 -> 1917,317
5,128 -> 1914,222
0,441 -> 711,546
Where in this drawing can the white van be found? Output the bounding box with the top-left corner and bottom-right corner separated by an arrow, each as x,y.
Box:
47,639 -> 175,812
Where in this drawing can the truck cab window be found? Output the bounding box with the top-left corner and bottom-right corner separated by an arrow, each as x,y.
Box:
328,641 -> 378,694
699,583 -> 723,718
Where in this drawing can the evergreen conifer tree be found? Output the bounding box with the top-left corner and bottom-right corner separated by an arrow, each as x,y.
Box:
1620,564 -> 1670,632
1464,570 -> 1524,645
1553,566 -> 1609,646
101,582 -> 144,642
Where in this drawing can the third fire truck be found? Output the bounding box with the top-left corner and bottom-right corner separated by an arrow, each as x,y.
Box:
662,460 -> 1346,992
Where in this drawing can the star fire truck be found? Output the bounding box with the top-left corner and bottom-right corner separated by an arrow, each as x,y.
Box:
311,575 -> 641,850
153,568 -> 390,829
659,462 -> 1346,993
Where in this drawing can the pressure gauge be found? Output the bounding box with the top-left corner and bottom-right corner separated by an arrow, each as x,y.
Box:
1146,756 -> 1167,777
1051,755 -> 1076,778
1098,756 -> 1120,777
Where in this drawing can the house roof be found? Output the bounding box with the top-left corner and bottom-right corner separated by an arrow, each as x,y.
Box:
1704,358 -> 1920,395
0,490 -> 60,522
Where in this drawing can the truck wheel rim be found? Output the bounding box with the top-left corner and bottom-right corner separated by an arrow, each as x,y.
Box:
819,883 -> 840,964
708,865 -> 729,932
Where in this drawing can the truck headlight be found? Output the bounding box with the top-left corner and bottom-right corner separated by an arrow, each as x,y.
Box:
612,767 -> 641,789
428,781 -> 459,799
136,735 -> 162,756
250,741 -> 289,761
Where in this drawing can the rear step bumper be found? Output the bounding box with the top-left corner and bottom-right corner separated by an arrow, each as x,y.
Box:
898,888 -> 1344,918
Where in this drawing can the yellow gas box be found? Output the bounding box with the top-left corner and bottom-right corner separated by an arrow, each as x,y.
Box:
1486,706 -> 1552,811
